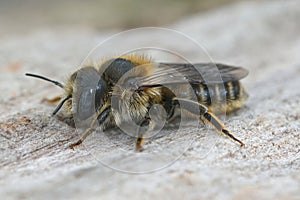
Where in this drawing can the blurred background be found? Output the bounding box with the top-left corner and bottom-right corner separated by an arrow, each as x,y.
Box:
0,0 -> 242,36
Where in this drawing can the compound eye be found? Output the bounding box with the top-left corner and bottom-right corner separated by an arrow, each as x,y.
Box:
73,67 -> 101,120
77,88 -> 96,120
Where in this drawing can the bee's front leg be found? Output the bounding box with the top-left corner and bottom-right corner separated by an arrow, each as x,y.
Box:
69,106 -> 111,149
69,116 -> 98,149
135,118 -> 150,152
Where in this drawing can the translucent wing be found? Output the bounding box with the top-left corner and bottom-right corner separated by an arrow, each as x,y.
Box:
135,63 -> 249,87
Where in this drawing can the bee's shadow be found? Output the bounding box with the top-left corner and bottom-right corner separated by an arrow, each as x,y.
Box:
55,113 -> 76,127
55,113 -> 205,150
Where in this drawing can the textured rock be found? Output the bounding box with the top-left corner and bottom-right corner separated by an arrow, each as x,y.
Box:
0,1 -> 299,199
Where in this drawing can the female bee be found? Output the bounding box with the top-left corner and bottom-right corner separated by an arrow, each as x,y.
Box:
26,54 -> 248,151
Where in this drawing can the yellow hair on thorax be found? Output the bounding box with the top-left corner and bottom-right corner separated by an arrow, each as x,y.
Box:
119,54 -> 152,65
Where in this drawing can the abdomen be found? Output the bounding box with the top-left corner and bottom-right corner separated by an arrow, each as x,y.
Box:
192,81 -> 248,114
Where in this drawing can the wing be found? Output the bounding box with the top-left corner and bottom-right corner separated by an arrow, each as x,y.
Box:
135,63 -> 249,87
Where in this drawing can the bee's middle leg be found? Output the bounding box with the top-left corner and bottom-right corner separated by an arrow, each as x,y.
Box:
135,118 -> 150,152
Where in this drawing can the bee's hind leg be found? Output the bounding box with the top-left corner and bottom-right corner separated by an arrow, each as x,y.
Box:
174,98 -> 244,146
201,110 -> 245,146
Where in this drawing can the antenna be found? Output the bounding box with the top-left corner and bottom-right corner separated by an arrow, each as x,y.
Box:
52,95 -> 71,115
25,73 -> 64,88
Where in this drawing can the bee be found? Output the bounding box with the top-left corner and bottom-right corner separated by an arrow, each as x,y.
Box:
26,54 -> 248,151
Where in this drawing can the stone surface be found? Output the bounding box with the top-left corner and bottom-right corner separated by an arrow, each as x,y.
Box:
0,1 -> 299,199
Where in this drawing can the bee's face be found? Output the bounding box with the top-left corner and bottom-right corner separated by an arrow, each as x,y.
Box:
72,67 -> 109,120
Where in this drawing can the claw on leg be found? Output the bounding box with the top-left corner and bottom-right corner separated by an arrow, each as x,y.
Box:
69,139 -> 83,149
221,129 -> 244,146
135,136 -> 145,152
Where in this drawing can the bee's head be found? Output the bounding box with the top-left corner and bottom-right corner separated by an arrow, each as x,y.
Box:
72,67 -> 109,120
25,67 -> 109,120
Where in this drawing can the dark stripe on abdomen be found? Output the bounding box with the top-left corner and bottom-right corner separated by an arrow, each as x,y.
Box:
192,83 -> 211,106
225,81 -> 240,100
